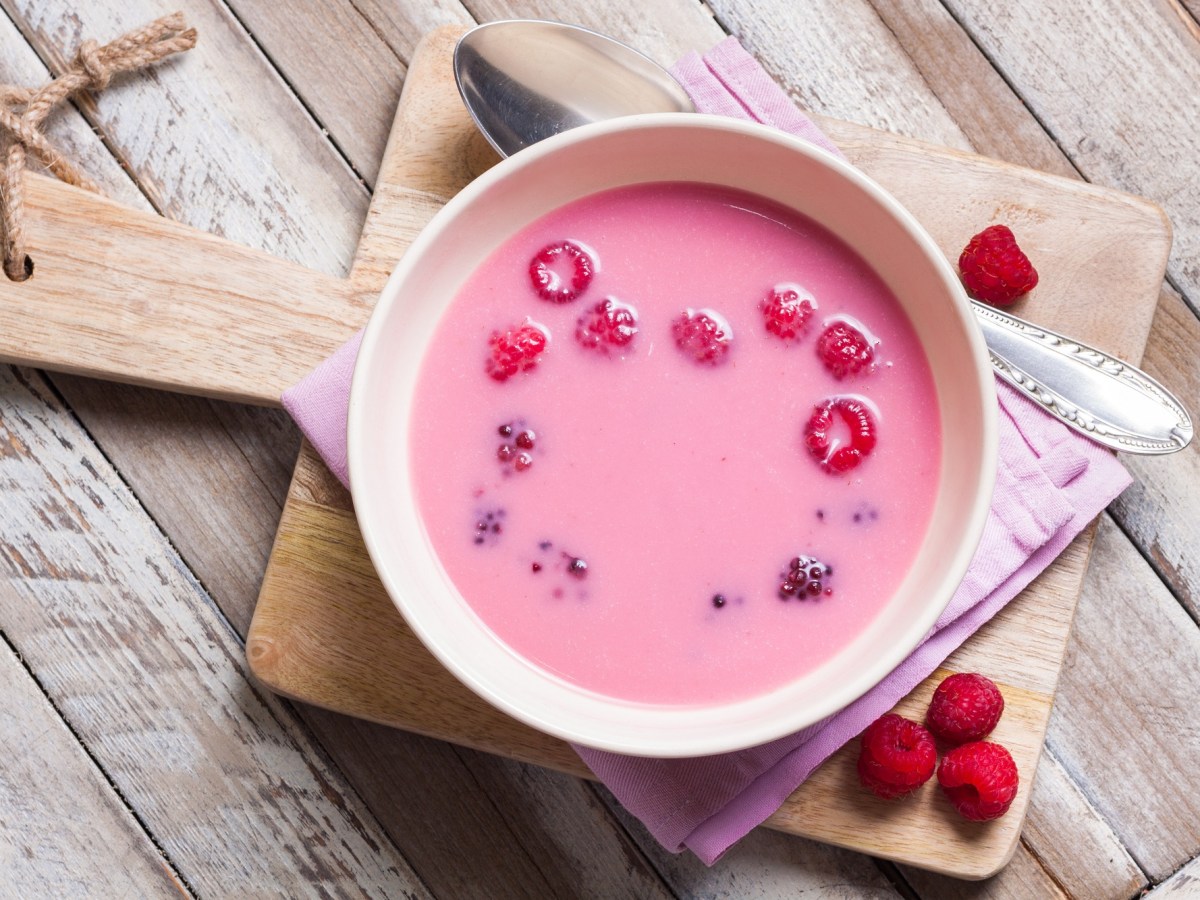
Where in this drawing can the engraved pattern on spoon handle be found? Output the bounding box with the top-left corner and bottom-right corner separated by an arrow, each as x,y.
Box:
972,300 -> 1193,454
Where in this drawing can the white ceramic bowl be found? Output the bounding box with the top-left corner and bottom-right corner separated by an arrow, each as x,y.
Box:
348,114 -> 997,757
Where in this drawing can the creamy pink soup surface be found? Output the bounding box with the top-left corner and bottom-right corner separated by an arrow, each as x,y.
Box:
408,182 -> 941,706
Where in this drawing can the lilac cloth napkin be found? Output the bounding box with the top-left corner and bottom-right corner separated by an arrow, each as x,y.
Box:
282,38 -> 1132,865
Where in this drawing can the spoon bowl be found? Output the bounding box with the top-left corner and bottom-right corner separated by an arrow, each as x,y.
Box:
454,19 -> 694,158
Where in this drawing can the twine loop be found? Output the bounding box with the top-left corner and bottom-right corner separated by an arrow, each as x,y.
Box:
76,40 -> 112,92
0,13 -> 196,281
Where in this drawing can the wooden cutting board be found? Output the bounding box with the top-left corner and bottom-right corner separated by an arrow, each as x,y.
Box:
0,25 -> 1169,880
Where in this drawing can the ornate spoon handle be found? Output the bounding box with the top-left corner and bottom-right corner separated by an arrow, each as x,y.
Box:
973,301 -> 1192,454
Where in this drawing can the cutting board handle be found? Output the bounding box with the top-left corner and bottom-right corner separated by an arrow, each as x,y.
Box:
0,26 -> 481,406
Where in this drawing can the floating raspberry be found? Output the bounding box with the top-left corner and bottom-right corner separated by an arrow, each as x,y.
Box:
779,554 -> 832,599
958,224 -> 1039,306
529,240 -> 595,303
926,673 -> 1005,745
495,422 -> 537,473
575,297 -> 638,353
857,714 -> 937,800
816,319 -> 876,379
761,284 -> 816,341
804,396 -> 878,473
672,308 -> 732,366
486,322 -> 548,382
937,741 -> 1019,821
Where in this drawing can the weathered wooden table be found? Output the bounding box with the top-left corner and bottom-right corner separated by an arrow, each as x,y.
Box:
2,2 -> 1198,897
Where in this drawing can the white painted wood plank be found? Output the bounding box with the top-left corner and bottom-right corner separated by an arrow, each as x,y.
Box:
300,704 -> 679,899
1021,748 -> 1146,899
865,0 -> 1079,179
223,0 -> 472,184
0,15 -> 147,212
455,753 -> 676,899
0,641 -> 187,897
8,0 -> 368,276
0,366 -> 429,896
1110,284 -> 1200,621
1147,853 -> 1200,897
1048,515 -> 1200,881
943,0 -> 1200,306
707,0 -> 971,149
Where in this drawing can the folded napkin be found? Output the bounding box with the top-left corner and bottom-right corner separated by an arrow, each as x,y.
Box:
282,38 -> 1131,865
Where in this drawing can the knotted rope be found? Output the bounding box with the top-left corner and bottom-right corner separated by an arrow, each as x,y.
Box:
0,13 -> 196,280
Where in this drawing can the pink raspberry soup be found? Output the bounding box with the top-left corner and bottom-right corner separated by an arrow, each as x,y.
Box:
407,182 -> 941,705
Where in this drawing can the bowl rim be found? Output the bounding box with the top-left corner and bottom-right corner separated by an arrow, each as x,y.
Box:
347,112 -> 998,757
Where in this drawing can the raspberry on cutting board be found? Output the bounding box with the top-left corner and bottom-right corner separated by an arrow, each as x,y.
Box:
958,224 -> 1039,306
937,741 -> 1020,821
925,672 -> 1005,744
857,713 -> 937,800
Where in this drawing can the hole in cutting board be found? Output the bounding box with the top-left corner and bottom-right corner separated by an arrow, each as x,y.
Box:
5,254 -> 33,282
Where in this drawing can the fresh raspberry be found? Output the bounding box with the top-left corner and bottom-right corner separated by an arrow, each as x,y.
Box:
575,297 -> 638,353
857,714 -> 937,800
779,554 -> 832,599
958,224 -> 1039,306
926,673 -> 1005,745
529,240 -> 595,303
486,322 -> 548,382
672,309 -> 732,366
816,319 -> 876,379
937,741 -> 1019,821
804,396 -> 877,473
761,285 -> 816,341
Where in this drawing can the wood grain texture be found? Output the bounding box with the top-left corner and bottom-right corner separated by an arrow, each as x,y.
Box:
900,844 -> 1068,900
0,10 -> 684,897
297,707 -> 676,900
710,0 -> 972,151
866,0 -> 1078,180
224,0 -> 471,184
0,366 -> 429,896
0,641 -> 188,898
1148,853 -> 1200,897
1110,285 -> 1200,620
0,175 -> 363,403
1019,747 -> 1145,899
247,25 -> 1169,880
1049,515 -> 1200,881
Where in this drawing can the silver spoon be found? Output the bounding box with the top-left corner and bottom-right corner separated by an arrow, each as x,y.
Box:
454,20 -> 1192,454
